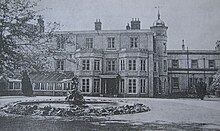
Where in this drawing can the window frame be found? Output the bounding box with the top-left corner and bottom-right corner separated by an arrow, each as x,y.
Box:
208,60 -> 215,69
141,59 -> 146,71
128,79 -> 137,94
93,79 -> 100,93
86,38 -> 93,48
56,59 -> 65,71
191,60 -> 198,69
140,79 -> 146,93
163,60 -> 167,72
172,77 -> 179,89
172,60 -> 179,68
120,59 -> 125,71
130,37 -> 138,48
107,37 -> 115,49
57,35 -> 65,50
106,59 -> 116,71
154,62 -> 157,72
94,59 -> 100,71
82,79 -> 90,92
120,79 -> 125,93
128,59 -> 136,71
82,59 -> 90,71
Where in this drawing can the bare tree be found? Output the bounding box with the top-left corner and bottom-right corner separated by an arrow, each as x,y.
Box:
0,0 -> 60,76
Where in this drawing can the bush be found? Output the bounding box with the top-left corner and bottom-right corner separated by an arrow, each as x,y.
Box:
21,71 -> 33,96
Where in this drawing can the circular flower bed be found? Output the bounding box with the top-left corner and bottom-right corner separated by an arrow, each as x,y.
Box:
1,100 -> 151,117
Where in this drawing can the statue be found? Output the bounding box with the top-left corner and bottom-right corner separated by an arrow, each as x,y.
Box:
65,76 -> 85,105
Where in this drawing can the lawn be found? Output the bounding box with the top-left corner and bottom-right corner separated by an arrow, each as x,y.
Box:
0,96 -> 220,130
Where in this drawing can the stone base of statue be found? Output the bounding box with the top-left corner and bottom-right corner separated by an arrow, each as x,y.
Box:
65,90 -> 85,105
65,77 -> 85,105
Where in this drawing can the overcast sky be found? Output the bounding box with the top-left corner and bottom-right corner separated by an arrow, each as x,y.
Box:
38,0 -> 220,50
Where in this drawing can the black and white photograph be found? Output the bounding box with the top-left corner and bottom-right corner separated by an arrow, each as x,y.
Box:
0,0 -> 220,130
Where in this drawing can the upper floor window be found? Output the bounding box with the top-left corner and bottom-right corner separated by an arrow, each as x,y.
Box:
141,60 -> 146,71
82,60 -> 90,70
209,60 -> 215,69
86,38 -> 93,48
130,37 -> 138,48
163,60 -> 167,72
128,60 -> 136,70
153,36 -> 156,53
154,62 -> 157,71
163,43 -> 167,53
107,37 -> 115,48
57,35 -> 65,49
107,60 -> 116,71
94,60 -> 100,71
191,60 -> 198,69
172,60 -> 179,68
120,60 -> 125,71
56,60 -> 64,71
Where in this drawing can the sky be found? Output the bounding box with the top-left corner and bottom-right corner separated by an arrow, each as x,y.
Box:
38,0 -> 220,50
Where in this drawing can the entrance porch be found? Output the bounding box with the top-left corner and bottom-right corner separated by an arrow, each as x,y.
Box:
100,75 -> 119,96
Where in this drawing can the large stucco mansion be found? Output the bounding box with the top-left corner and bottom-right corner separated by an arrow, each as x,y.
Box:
4,12 -> 220,97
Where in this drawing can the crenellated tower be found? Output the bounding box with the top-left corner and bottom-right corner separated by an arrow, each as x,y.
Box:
150,9 -> 169,96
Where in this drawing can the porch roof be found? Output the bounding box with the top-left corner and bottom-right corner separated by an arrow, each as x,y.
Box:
9,72 -> 75,83
100,74 -> 118,78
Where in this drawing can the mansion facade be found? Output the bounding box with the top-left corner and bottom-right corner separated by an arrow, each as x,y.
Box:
5,13 -> 220,97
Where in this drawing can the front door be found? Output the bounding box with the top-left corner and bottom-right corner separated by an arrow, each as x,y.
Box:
101,78 -> 118,95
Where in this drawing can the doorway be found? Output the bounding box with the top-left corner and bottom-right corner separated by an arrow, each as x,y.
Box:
101,78 -> 118,95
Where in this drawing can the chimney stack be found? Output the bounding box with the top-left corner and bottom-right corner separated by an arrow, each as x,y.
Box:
126,23 -> 130,30
131,18 -> 140,30
95,19 -> 102,31
182,39 -> 185,50
216,40 -> 220,51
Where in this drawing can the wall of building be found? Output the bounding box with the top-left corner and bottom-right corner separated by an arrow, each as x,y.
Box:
168,50 -> 220,93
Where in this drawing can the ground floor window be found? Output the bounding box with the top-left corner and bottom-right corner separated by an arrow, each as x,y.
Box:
93,79 -> 100,93
41,83 -> 46,90
9,82 -> 13,89
172,77 -> 179,89
63,83 -> 67,90
140,79 -> 146,93
82,79 -> 90,92
48,83 -> 53,90
159,80 -> 162,94
55,83 -> 62,90
33,83 -> 40,90
120,79 -> 125,93
128,79 -> 136,93
209,77 -> 213,86
14,82 -> 21,89
67,83 -> 72,90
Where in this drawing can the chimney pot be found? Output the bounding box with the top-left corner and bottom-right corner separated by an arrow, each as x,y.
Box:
182,39 -> 185,50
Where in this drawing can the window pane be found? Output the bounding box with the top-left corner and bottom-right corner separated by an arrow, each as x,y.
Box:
9,82 -> 13,89
14,82 -> 20,89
